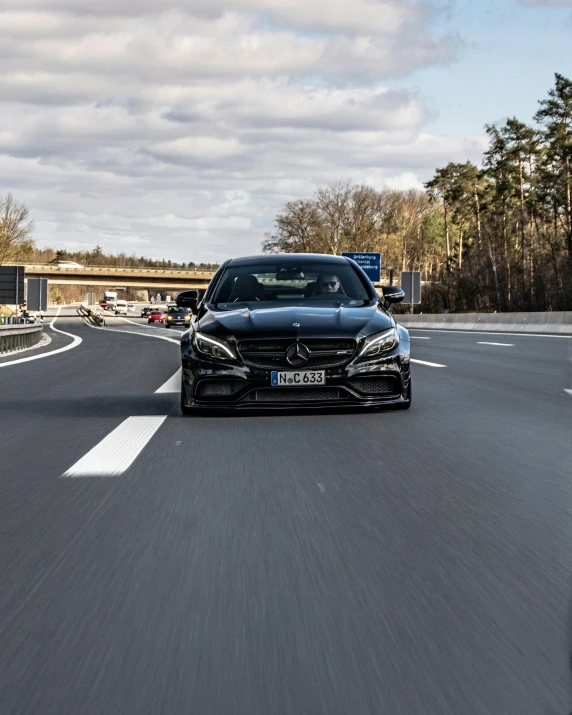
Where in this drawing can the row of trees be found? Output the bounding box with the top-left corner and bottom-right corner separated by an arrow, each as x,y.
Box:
264,73 -> 572,312
31,247 -> 219,271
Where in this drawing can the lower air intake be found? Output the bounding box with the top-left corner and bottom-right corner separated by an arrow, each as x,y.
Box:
196,380 -> 244,397
346,376 -> 399,396
246,388 -> 343,402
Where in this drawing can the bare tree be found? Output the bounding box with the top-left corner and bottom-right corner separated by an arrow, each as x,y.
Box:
0,193 -> 35,265
315,180 -> 353,254
262,199 -> 323,253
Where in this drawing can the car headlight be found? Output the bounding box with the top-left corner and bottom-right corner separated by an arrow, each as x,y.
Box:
359,328 -> 399,358
193,332 -> 235,360
167,315 -> 173,321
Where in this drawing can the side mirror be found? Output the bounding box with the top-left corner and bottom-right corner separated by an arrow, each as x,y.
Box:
176,290 -> 199,312
381,286 -> 405,304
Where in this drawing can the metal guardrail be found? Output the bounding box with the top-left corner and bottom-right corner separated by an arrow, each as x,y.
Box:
77,305 -> 105,327
0,324 -> 44,355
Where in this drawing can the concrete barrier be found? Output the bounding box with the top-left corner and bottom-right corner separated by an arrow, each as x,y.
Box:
395,312 -> 572,335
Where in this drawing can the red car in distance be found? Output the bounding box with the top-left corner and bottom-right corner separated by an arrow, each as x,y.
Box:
147,309 -> 165,324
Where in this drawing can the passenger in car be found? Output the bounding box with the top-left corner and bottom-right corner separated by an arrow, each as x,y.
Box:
228,274 -> 266,302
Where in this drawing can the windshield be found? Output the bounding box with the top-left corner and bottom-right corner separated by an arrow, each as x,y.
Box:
211,261 -> 372,310
167,306 -> 186,314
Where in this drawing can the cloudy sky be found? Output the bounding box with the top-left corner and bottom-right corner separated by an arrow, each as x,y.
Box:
1,0 -> 571,263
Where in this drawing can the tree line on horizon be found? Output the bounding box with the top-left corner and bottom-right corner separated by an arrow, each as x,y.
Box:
33,246 -> 219,272
263,73 -> 572,313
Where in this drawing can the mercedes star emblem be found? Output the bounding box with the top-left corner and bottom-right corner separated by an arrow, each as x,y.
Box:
286,342 -> 310,367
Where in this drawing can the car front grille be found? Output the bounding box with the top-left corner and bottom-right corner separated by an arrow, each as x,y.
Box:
244,388 -> 345,403
238,338 -> 356,370
346,376 -> 400,396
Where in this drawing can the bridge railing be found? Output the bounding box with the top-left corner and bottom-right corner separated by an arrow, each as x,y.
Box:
8,263 -> 215,278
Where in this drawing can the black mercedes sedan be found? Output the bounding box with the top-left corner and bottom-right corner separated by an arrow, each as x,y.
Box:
176,254 -> 411,414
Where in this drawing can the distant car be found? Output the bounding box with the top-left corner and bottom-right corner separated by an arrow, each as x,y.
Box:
127,303 -> 135,312
140,307 -> 152,317
164,306 -> 191,329
54,260 -> 84,269
148,310 -> 165,324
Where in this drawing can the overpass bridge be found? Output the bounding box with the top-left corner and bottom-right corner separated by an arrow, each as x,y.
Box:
12,264 -> 216,290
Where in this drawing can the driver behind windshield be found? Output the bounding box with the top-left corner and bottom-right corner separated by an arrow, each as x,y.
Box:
316,273 -> 344,295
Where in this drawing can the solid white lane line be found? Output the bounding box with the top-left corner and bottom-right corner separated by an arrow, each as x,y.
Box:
156,368 -> 182,393
478,342 -> 514,347
410,359 -> 447,368
0,307 -> 83,368
63,416 -> 167,477
407,328 -> 572,339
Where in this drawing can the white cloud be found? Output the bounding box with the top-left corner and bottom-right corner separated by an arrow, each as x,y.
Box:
0,0 -> 477,263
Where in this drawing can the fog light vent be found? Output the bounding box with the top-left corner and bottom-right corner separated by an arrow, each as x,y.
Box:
197,381 -> 243,397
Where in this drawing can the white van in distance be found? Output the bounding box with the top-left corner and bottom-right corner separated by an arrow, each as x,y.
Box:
114,300 -> 128,315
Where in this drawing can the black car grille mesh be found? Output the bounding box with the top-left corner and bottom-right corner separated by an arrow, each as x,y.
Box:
346,376 -> 399,396
196,380 -> 244,398
244,388 -> 345,402
238,338 -> 356,370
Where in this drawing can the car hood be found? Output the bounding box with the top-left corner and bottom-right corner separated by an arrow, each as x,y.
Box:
198,304 -> 394,340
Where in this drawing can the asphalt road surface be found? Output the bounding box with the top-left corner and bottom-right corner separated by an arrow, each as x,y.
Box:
1,308 -> 572,714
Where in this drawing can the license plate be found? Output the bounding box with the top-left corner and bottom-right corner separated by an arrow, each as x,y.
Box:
271,371 -> 325,386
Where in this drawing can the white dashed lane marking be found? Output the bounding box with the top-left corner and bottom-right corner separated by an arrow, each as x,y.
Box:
410,359 -> 446,368
62,416 -> 167,477
478,342 -> 514,347
410,336 -> 431,340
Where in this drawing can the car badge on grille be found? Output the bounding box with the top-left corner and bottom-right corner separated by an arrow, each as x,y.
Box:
286,342 -> 310,367
292,322 -> 301,327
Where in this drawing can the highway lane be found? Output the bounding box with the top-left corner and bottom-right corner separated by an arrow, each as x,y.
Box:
1,319 -> 572,714
407,327 -> 572,398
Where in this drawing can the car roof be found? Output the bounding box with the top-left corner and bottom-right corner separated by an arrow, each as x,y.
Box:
228,253 -> 351,267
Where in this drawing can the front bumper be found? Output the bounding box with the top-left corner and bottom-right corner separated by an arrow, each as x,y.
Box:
181,342 -> 411,411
